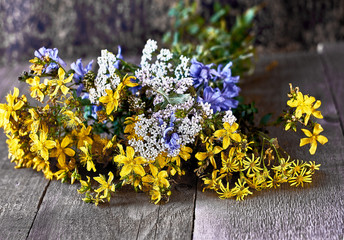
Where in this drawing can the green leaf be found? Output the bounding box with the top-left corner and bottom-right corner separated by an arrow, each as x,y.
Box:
210,9 -> 227,23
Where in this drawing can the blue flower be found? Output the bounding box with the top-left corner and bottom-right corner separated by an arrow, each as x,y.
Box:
114,46 -> 123,69
71,59 -> 93,83
198,86 -> 239,113
216,61 -> 240,84
190,58 -> 218,88
71,59 -> 93,97
34,47 -> 66,73
162,113 -> 180,153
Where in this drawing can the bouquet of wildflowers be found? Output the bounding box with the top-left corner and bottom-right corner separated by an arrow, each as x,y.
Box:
0,39 -> 327,205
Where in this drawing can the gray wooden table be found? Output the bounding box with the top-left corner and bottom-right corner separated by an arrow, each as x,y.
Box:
0,43 -> 343,240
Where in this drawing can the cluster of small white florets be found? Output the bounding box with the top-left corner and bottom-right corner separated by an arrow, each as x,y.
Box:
129,111 -> 202,160
177,114 -> 203,146
222,109 -> 237,126
135,39 -> 192,98
199,102 -> 213,118
88,50 -> 120,103
128,114 -> 167,161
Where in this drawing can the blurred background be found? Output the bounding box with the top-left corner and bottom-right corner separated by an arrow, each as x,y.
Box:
1,0 -> 344,66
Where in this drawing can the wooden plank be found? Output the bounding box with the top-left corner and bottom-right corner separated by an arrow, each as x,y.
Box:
318,42 -> 344,132
193,52 -> 344,239
0,64 -> 50,240
0,131 -> 51,240
27,175 -> 196,239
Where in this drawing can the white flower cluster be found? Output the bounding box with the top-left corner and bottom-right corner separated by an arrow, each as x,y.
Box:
128,112 -> 202,161
135,39 -> 192,98
128,114 -> 167,161
199,101 -> 213,118
177,114 -> 202,146
222,109 -> 237,126
88,50 -> 120,103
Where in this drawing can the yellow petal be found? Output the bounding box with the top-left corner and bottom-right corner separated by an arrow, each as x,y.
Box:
230,133 -> 241,143
195,152 -> 208,161
114,155 -> 127,164
317,135 -> 328,145
309,142 -> 317,155
223,136 -> 230,149
300,138 -> 312,147
106,101 -> 115,115
61,85 -> 69,95
126,146 -> 135,160
213,146 -> 223,154
58,68 -> 65,79
313,123 -> 324,135
301,128 -> 312,137
142,175 -> 155,183
313,100 -> 321,109
120,165 -> 132,177
312,110 -> 323,119
134,165 -> 145,176
64,148 -> 75,157
149,164 -> 158,177
214,129 -> 226,138
45,140 -> 56,149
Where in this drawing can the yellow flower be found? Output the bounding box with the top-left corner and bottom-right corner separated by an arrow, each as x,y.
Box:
94,172 -> 116,202
63,110 -> 82,129
243,154 -> 263,176
123,74 -> 139,87
220,148 -> 239,174
26,76 -> 45,102
213,122 -> 241,149
80,142 -> 96,172
0,87 -> 25,123
305,161 -> 321,173
195,143 -> 222,169
51,136 -> 75,166
202,170 -> 221,191
304,100 -> 323,125
290,159 -> 305,176
150,186 -> 162,204
272,157 -> 292,175
231,179 -> 252,201
50,68 -> 73,97
300,123 -> 328,155
142,164 -> 170,188
29,57 -> 44,75
30,131 -> 56,161
114,146 -> 146,177
74,125 -> 93,149
179,146 -> 193,161
216,181 -> 234,199
99,89 -> 119,115
289,168 -> 312,187
287,91 -> 315,118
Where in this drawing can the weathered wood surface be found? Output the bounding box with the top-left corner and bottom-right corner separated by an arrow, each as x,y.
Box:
318,42 -> 344,133
0,45 -> 343,239
193,52 -> 344,239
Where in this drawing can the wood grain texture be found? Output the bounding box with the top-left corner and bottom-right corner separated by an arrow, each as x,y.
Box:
0,64 -> 50,240
27,175 -> 196,240
319,42 -> 344,133
193,52 -> 344,239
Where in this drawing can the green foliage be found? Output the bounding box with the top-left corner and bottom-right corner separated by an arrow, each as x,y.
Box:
163,1 -> 260,76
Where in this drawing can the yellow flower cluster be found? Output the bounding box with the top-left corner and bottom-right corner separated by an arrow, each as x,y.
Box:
194,121 -> 321,201
285,84 -> 328,155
